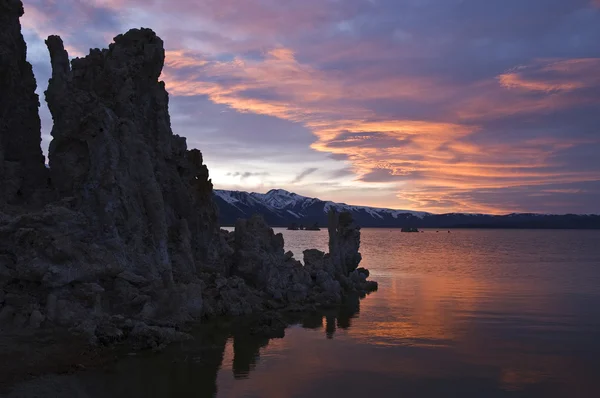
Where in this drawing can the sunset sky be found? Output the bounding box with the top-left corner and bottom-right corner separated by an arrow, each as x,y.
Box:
20,0 -> 600,214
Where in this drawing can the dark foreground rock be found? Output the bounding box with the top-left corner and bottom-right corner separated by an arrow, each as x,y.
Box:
0,0 -> 377,356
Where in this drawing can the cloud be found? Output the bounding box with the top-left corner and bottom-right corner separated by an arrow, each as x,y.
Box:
291,168 -> 319,184
498,59 -> 600,93
21,0 -> 600,213
328,167 -> 356,179
21,0 -> 121,56
156,41 -> 600,213
227,171 -> 269,180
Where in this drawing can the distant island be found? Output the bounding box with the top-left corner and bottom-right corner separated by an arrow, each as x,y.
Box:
287,222 -> 321,231
401,227 -> 419,233
215,189 -> 600,229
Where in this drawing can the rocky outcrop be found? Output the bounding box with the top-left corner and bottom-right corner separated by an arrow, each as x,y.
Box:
305,210 -> 377,298
44,30 -> 224,283
328,211 -> 362,275
0,4 -> 377,347
231,212 -> 377,309
0,0 -> 48,207
0,26 -> 229,339
232,216 -> 312,303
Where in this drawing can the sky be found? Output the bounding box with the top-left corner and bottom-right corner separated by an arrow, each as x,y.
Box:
19,0 -> 600,214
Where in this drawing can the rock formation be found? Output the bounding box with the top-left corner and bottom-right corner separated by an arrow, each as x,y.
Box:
0,0 -> 48,207
328,211 -> 362,275
0,2 -> 377,348
44,29 -> 226,284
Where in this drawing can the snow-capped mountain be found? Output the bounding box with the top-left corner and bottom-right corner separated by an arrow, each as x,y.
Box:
213,189 -> 600,229
214,189 -> 428,227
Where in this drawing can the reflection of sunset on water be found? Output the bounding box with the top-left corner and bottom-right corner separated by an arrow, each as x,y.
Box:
43,229 -> 600,398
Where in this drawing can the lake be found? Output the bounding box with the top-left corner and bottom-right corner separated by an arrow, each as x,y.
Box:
14,228 -> 600,398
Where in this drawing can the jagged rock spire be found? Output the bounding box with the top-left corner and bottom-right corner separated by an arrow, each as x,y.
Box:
44,28 -> 221,284
0,0 -> 48,206
328,210 -> 362,275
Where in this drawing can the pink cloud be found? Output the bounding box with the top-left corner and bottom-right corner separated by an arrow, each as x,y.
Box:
498,59 -> 600,93
20,0 -> 600,213
156,46 -> 600,213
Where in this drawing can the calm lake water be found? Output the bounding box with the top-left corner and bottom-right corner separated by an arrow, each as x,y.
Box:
28,229 -> 600,397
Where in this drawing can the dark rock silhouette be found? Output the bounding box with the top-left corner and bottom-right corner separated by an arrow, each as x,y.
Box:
328,211 -> 362,275
232,216 -> 312,303
0,0 -> 48,207
305,222 -> 320,231
287,223 -> 299,230
45,30 -> 224,283
0,2 -> 377,349
401,227 -> 419,233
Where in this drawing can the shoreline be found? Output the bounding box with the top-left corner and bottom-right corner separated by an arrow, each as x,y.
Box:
0,295 -> 368,396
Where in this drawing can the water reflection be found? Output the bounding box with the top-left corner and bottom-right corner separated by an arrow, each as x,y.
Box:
9,229 -> 600,398
66,298 -> 362,398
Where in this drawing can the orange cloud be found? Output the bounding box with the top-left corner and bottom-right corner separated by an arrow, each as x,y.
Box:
498,59 -> 600,93
157,50 -> 600,213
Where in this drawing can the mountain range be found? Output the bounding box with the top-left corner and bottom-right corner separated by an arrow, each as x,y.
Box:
213,189 -> 600,229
